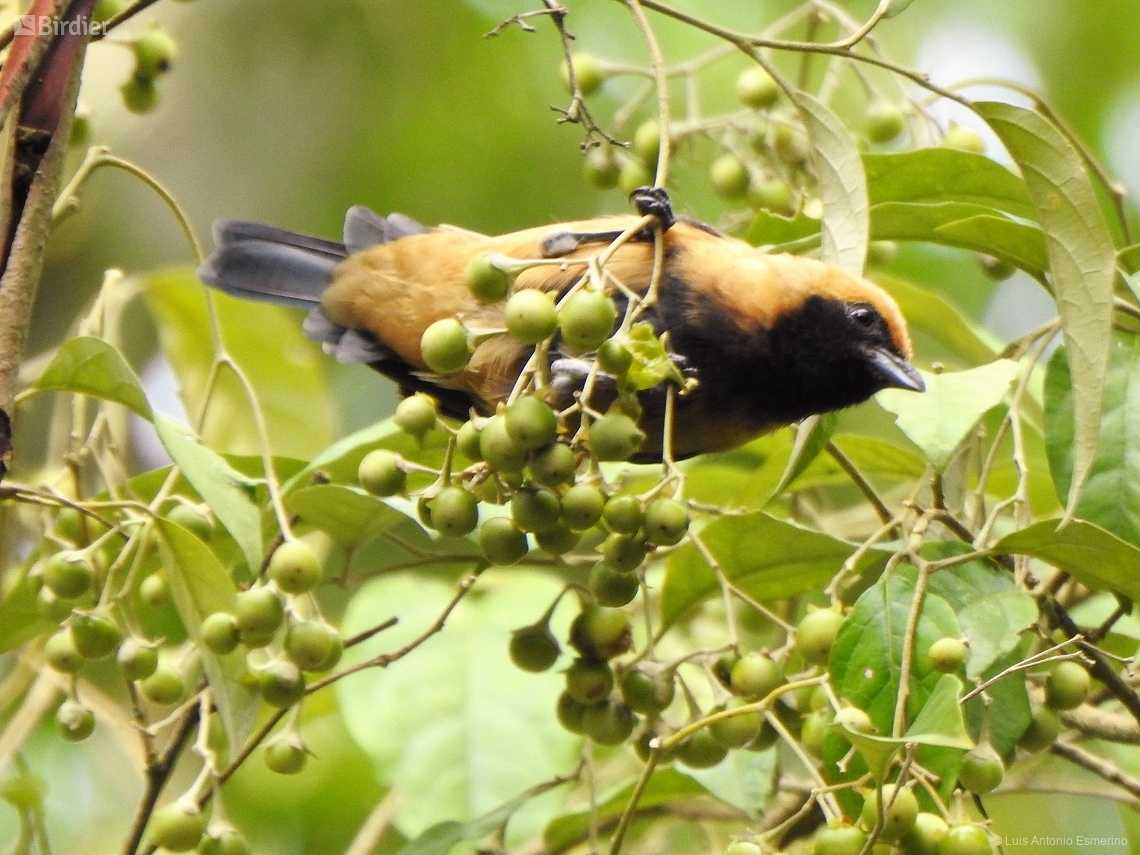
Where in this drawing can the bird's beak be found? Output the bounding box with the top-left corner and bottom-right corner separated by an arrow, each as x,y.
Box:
867,346 -> 925,392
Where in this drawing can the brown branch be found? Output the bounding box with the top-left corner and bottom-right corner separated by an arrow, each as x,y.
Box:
1051,740 -> 1140,801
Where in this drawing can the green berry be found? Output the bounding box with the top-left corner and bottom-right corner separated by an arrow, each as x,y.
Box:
597,339 -> 633,375
958,743 -> 1004,794
730,653 -> 783,699
601,532 -> 648,572
900,812 -> 949,855
866,101 -> 906,144
642,497 -> 689,546
45,631 -> 84,674
936,825 -> 993,855
358,450 -> 406,496
978,253 -> 1016,281
504,397 -> 558,450
258,660 -> 306,708
504,290 -> 558,344
117,638 -> 159,681
478,517 -> 529,565
814,825 -> 868,855
833,706 -> 874,736
860,783 -> 918,841
148,802 -> 206,852
582,700 -> 637,745
560,52 -> 604,96
677,729 -> 728,769
264,734 -> 308,774
618,159 -> 655,196
420,319 -> 471,374
558,290 -> 617,354
133,27 -> 177,78
633,120 -> 661,164
556,691 -> 589,734
772,123 -> 809,165
710,153 -> 750,199
43,552 -> 94,599
589,412 -> 645,461
479,415 -> 528,473
620,668 -> 674,715
200,612 -> 240,655
534,524 -> 580,555
564,658 -> 613,704
139,572 -> 170,608
285,621 -> 343,672
93,0 -> 127,24
167,503 -> 214,540
736,66 -> 779,109
393,394 -> 438,438
796,607 -> 844,666
561,484 -> 605,530
569,605 -> 631,661
529,442 -> 577,486
510,488 -> 562,533
465,255 -> 511,303
198,827 -> 252,855
709,699 -> 763,748
584,147 -> 621,190
602,495 -> 643,534
70,611 -> 123,659
455,421 -> 484,461
800,709 -> 831,757
234,587 -> 284,636
56,699 -> 95,742
927,637 -> 967,674
268,540 -> 322,595
867,239 -> 899,266
942,123 -> 985,154
429,487 -> 479,537
1045,660 -> 1090,710
749,177 -> 794,215
589,561 -> 639,607
140,664 -> 186,706
712,651 -> 740,689
120,74 -> 159,114
509,623 -> 561,673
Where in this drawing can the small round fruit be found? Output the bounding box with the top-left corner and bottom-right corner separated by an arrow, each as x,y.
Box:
140,664 -> 186,706
148,802 -> 206,852
936,825 -> 992,855
833,706 -> 874,736
529,442 -> 577,486
561,484 -> 605,530
430,487 -> 479,537
478,517 -> 529,565
736,66 -> 779,109
978,253 -> 1016,281
559,290 -> 617,354
621,669 -> 674,715
867,240 -> 899,266
710,153 -> 750,200
199,827 -> 252,855
535,525 -> 581,556
633,120 -> 661,164
584,146 -> 621,190
589,561 -> 639,607
564,658 -> 614,704
120,74 -> 159,114
796,607 -> 844,666
285,621 -> 343,672
861,783 -> 918,840
800,709 -> 831,757
603,496 -> 643,534
70,612 -> 123,659
264,735 -> 307,774
117,638 -> 159,681
510,488 -> 561,534
456,421 -> 483,461
1018,705 -> 1062,752
234,587 -> 284,635
942,123 -> 985,154
1045,660 -> 1090,710
601,532 -> 648,572
597,339 -> 633,375
730,653 -> 783,699
43,552 -> 94,599
709,700 -> 763,749
556,691 -> 589,734
866,101 -> 906,144
505,397 -> 558,450
590,412 -> 645,461
642,498 -> 689,546
814,825 -> 868,855
268,540 -> 322,595
618,159 -> 654,196
927,637 -> 967,674
958,743 -> 1004,794
258,660 -> 306,708
358,450 -> 406,496
900,812 -> 949,855
201,612 -> 240,655
139,573 -> 170,608
479,415 -> 528,473
560,52 -> 604,96
749,177 -> 794,215
393,395 -> 438,437
504,290 -> 558,344
93,0 -> 127,23
725,842 -> 763,855
167,503 -> 214,540
465,254 -> 511,303
46,631 -> 84,674
56,700 -> 95,742
420,319 -> 471,374
509,624 -> 561,673
133,27 -> 177,77
570,606 -> 632,661
772,123 -> 809,165
677,729 -> 728,769
582,701 -> 637,746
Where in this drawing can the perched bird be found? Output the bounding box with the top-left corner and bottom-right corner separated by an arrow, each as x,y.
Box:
197,194 -> 923,461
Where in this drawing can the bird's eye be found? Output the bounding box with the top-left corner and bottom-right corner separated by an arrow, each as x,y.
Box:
848,304 -> 878,328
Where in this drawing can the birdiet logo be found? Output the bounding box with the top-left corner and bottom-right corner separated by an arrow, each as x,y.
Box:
13,15 -> 105,37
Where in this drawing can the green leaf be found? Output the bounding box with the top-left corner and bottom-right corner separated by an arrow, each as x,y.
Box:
145,269 -> 335,459
682,749 -> 775,819
976,101 -> 1116,522
795,91 -> 868,274
770,413 -> 838,498
33,336 -> 152,420
1118,244 -> 1140,276
1044,339 -> 1140,547
970,646 -> 1031,757
874,275 -> 1000,369
338,571 -> 580,842
155,518 -> 257,750
0,574 -> 53,654
996,518 -> 1140,602
745,210 -> 820,248
153,415 -> 263,571
876,360 -> 1019,471
623,322 -> 684,391
864,148 -> 1035,218
661,513 -> 887,627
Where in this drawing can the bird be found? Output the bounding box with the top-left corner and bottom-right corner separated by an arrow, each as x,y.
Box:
197,191 -> 923,461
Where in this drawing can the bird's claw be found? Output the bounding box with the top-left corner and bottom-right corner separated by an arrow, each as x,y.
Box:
629,186 -> 675,231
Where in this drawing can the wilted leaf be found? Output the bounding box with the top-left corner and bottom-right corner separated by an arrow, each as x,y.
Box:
770,412 -> 838,497
624,322 -> 684,391
33,336 -> 152,420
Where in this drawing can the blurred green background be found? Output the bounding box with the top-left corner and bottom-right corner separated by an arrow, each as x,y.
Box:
10,1 -> 1140,852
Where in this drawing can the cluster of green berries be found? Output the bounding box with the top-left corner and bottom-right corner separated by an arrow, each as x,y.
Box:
103,11 -> 178,115
148,801 -> 252,854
